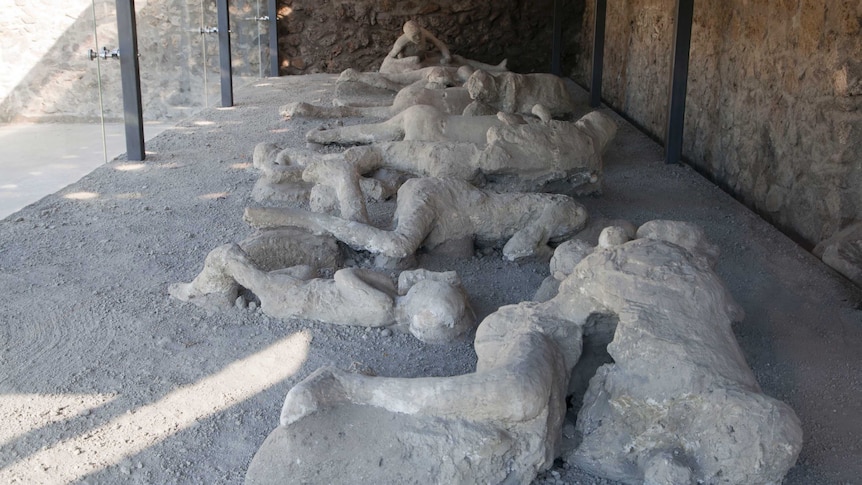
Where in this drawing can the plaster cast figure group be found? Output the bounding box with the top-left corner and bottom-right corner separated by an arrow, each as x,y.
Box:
170,21 -> 803,485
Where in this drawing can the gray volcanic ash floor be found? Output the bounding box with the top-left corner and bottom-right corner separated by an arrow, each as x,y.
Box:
0,74 -> 860,484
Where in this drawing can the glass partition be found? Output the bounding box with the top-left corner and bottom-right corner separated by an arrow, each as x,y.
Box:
0,0 -> 268,218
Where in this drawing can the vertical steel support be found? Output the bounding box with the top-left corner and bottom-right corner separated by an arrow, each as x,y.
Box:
217,0 -> 233,107
268,0 -> 279,77
590,0 -> 607,108
665,0 -> 694,164
116,0 -> 145,161
551,0 -> 563,75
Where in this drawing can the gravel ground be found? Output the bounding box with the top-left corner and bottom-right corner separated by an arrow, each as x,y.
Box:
0,74 -> 860,484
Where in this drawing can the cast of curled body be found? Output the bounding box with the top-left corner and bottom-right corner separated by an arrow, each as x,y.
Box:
168,229 -> 474,344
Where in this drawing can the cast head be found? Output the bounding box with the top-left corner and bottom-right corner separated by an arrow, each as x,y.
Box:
403,21 -> 422,44
466,69 -> 498,103
548,199 -> 589,243
425,66 -> 455,88
456,65 -> 475,83
397,280 -> 474,344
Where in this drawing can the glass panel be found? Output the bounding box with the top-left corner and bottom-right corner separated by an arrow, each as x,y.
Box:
135,0 -> 215,115
0,1 -> 117,219
0,0 -> 209,219
199,0 -> 221,108
231,0 -> 268,85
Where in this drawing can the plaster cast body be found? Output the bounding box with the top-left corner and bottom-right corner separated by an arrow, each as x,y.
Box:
566,221 -> 803,485
304,102 -> 609,148
336,65 -> 466,92
168,229 -> 341,312
244,177 -> 588,262
463,69 -> 576,118
250,142 -> 400,213
169,230 -> 474,344
296,108 -> 616,193
380,21 -> 507,75
306,104 -> 504,146
285,69 -> 576,121
283,74 -> 472,119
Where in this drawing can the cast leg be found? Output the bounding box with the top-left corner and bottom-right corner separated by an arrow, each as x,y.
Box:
280,330 -> 561,425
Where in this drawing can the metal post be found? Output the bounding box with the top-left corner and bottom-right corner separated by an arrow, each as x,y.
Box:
116,0 -> 145,161
551,0 -> 563,76
268,0 -> 279,77
217,0 -> 233,107
590,0 -> 607,108
665,0 -> 694,164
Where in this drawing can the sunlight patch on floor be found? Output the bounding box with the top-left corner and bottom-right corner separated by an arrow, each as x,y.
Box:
0,331 -> 311,484
0,393 -> 117,448
113,163 -> 146,172
63,192 -> 100,200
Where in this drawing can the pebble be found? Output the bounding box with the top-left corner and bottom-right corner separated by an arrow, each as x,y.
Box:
235,296 -> 247,309
380,328 -> 392,337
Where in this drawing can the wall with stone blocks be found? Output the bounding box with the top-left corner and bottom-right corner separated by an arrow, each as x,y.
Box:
0,0 -> 269,123
274,0 -> 582,76
571,0 -> 862,248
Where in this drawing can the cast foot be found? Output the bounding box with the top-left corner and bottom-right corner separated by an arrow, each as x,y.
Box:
337,68 -> 359,83
281,101 -> 315,119
305,126 -> 335,145
168,281 -> 238,312
280,367 -> 349,426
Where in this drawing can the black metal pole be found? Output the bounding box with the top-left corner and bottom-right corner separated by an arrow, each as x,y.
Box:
590,0 -> 607,108
116,0 -> 145,161
268,0 -> 279,77
217,0 -> 233,107
551,0 -> 563,76
665,0 -> 694,164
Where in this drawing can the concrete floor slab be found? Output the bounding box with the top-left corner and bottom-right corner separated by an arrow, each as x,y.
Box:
0,121 -> 169,220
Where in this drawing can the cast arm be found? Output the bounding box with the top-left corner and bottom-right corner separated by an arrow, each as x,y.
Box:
421,27 -> 451,63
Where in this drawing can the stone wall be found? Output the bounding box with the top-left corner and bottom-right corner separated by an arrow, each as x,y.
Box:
274,0 -> 583,76
0,0 -> 268,123
572,0 -> 862,248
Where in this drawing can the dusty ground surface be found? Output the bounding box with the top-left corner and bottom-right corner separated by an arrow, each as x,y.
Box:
0,74 -> 860,485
